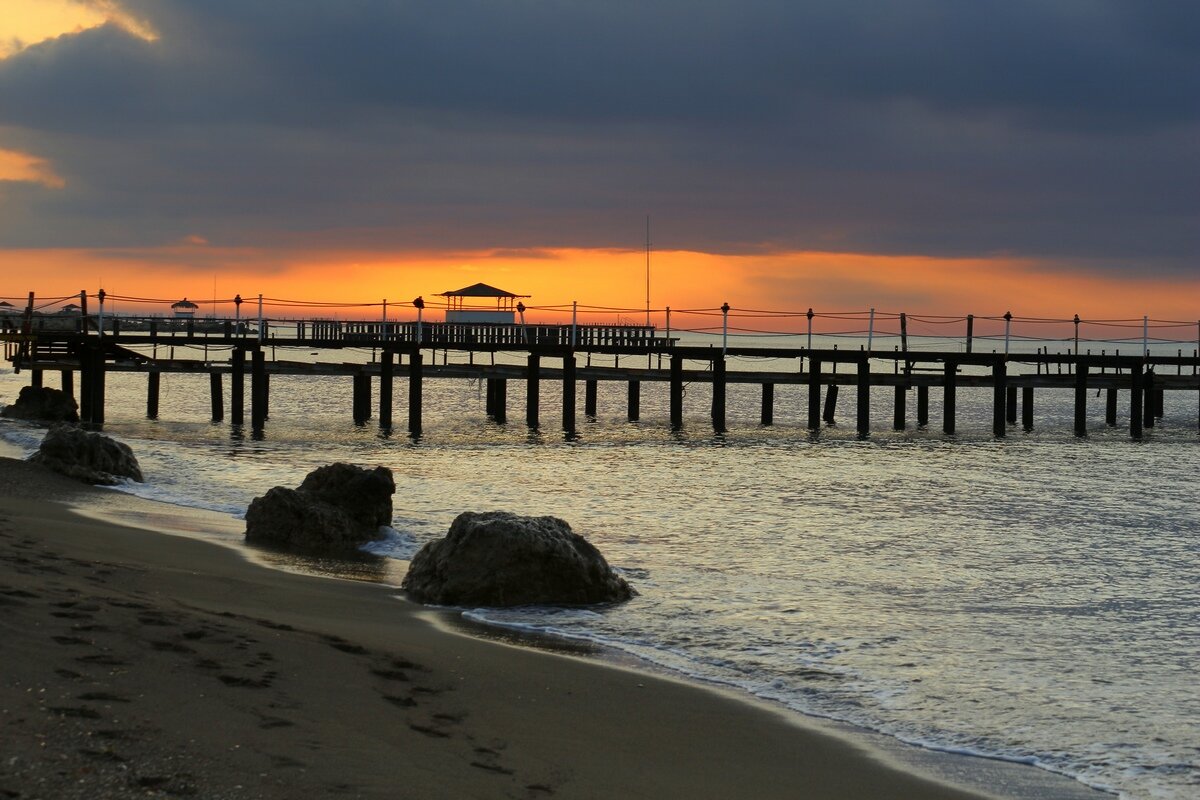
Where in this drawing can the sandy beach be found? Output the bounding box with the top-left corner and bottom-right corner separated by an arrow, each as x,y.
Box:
0,455 -> 1104,799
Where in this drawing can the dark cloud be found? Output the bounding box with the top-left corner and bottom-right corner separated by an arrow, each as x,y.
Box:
0,1 -> 1195,273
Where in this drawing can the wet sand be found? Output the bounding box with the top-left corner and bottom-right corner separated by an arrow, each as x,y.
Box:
0,456 -> 1104,799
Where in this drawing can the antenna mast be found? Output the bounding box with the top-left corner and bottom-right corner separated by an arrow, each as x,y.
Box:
645,215 -> 651,327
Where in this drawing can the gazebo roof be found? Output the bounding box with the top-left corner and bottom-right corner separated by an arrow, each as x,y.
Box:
435,283 -> 528,299
0,301 -> 13,308
172,298 -> 199,308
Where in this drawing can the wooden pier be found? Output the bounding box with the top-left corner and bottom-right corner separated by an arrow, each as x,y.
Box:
4,314 -> 1199,440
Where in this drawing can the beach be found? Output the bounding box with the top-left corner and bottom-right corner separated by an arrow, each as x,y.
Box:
0,454 -> 1112,800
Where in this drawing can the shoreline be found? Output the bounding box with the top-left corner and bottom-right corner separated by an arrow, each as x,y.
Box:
0,455 -> 1110,798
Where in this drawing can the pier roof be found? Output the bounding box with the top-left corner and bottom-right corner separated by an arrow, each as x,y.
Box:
436,283 -> 528,299
172,298 -> 199,309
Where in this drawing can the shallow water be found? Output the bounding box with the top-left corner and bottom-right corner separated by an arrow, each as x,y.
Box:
2,355 -> 1197,799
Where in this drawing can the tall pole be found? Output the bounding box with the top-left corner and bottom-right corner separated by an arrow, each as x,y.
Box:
97,288 -> 106,337
866,307 -> 875,354
721,302 -> 730,355
382,299 -> 388,340
571,300 -> 578,348
1004,311 -> 1012,355
807,308 -> 813,351
1073,314 -> 1080,357
1143,315 -> 1149,358
257,293 -> 264,343
645,215 -> 651,327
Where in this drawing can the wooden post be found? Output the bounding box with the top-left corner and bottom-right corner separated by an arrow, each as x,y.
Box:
1154,386 -> 1165,419
31,370 -> 43,388
807,358 -> 821,430
90,348 -> 105,426
584,379 -> 598,418
60,369 -> 73,399
231,348 -> 245,425
712,357 -> 726,433
251,349 -> 266,430
1130,363 -> 1143,439
380,350 -> 393,429
823,383 -> 839,424
1022,387 -> 1034,431
761,382 -> 774,426
1105,386 -> 1117,426
1074,360 -> 1088,436
1006,385 -> 1017,424
210,371 -> 224,422
485,378 -> 496,417
670,354 -> 684,430
526,353 -> 540,429
893,385 -> 905,431
917,385 -> 929,427
563,354 -> 577,433
1143,370 -> 1155,429
965,315 -> 974,354
992,359 -> 1006,438
494,378 -> 507,424
408,351 -> 423,436
352,374 -> 366,423
856,358 -> 870,436
627,380 -> 641,422
79,352 -> 93,424
943,360 -> 956,435
147,370 -> 161,419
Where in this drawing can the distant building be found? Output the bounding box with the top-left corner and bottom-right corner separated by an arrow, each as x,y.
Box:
437,283 -> 529,324
58,303 -> 81,315
172,298 -> 199,318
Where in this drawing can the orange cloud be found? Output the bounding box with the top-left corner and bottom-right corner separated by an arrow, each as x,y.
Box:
0,148 -> 66,189
0,247 -> 1195,338
0,0 -> 156,58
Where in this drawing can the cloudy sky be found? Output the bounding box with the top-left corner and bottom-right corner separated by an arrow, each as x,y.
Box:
0,0 -> 1196,319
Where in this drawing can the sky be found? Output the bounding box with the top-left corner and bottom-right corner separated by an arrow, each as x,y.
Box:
0,0 -> 1196,325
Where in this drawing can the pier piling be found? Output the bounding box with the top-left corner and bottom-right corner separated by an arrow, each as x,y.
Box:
1006,385 -> 1017,425
251,349 -> 266,430
893,385 -> 906,431
943,361 -> 957,435
856,358 -> 870,436
60,369 -> 73,399
712,357 -> 727,433
563,354 -> 577,433
31,370 -> 42,388
628,379 -> 641,422
917,385 -> 929,427
1074,361 -> 1089,436
992,360 -> 1006,438
807,359 -> 821,430
526,354 -> 540,429
1143,371 -> 1155,429
1130,363 -> 1143,439
761,383 -> 775,426
147,370 -> 161,420
670,354 -> 683,430
408,351 -> 423,436
210,372 -> 224,422
379,350 -> 393,429
822,383 -> 838,425
231,348 -> 245,425
1022,387 -> 1034,431
1105,387 -> 1117,426
584,379 -> 597,418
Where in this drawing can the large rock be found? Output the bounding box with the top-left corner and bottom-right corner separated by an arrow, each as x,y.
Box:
401,511 -> 634,607
1,386 -> 79,423
28,424 -> 142,485
245,463 -> 394,553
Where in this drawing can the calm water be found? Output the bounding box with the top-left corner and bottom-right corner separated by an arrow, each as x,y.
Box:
2,354 -> 1197,799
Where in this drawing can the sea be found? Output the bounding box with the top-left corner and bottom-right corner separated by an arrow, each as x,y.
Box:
1,332 -> 1197,800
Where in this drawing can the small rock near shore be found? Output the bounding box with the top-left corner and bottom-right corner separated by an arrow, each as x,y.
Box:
28,424 -> 143,485
401,511 -> 634,607
1,386 -> 80,423
244,463 -> 394,553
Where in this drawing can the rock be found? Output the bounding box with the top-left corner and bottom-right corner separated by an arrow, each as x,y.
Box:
28,424 -> 143,485
1,386 -> 79,423
244,463 -> 394,553
401,511 -> 634,607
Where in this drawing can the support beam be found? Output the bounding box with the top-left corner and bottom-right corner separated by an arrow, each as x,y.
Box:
231,348 -> 245,425
856,358 -> 870,436
1105,386 -> 1117,427
1143,371 -> 1155,429
91,348 -> 106,426
761,383 -> 774,426
1130,363 -> 1143,439
147,370 -> 161,420
627,380 -> 641,423
893,385 -> 906,431
494,378 -> 507,424
712,357 -> 727,433
1074,360 -> 1088,436
352,374 -> 368,424
943,361 -> 957,435
379,350 -> 393,429
60,369 -> 73,400
251,349 -> 266,430
992,360 -> 1006,438
210,371 -> 224,422
563,354 -> 577,433
584,379 -> 598,418
917,385 -> 929,427
670,354 -> 684,430
807,359 -> 822,430
408,351 -> 423,436
823,383 -> 838,425
1022,386 -> 1034,431
526,353 -> 540,429
1006,385 -> 1017,425
30,370 -> 43,388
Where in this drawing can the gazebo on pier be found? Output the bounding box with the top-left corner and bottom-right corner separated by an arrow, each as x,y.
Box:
437,283 -> 529,324
171,298 -> 199,318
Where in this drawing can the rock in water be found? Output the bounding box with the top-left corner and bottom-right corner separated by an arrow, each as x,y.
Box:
244,463 -> 394,553
28,424 -> 143,485
401,511 -> 634,607
1,386 -> 80,423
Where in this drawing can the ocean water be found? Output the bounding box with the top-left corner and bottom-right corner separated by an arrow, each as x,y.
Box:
2,347 -> 1198,800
